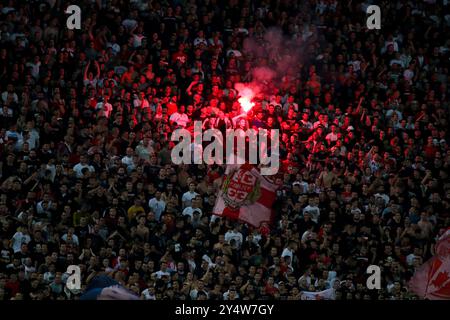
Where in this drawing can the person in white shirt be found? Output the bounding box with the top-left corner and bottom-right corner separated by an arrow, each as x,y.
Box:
301,226 -> 317,242
281,240 -> 298,266
406,247 -> 423,266
61,228 -> 79,246
11,227 -> 31,253
190,280 -> 209,300
43,265 -> 56,283
1,84 -> 19,104
325,124 -> 339,145
141,286 -> 156,300
26,56 -> 41,79
223,287 -> 240,300
36,197 -> 53,216
300,112 -> 313,130
83,60 -> 100,87
24,122 -> 40,149
374,191 -> 390,206
181,183 -> 199,208
169,105 -> 189,128
106,36 -> 121,55
224,225 -> 243,248
383,38 -> 399,53
121,147 -> 135,167
95,96 -> 113,118
348,55 -> 361,72
193,30 -> 207,47
403,67 -> 414,84
152,261 -> 171,279
313,114 -> 329,129
148,191 -> 166,221
132,28 -> 145,48
23,257 -> 36,279
73,155 -> 95,178
133,91 -> 150,109
293,180 -> 308,195
298,270 -> 313,288
122,18 -> 137,30
303,198 -> 320,223
135,136 -> 154,161
0,105 -> 13,117
182,197 -> 202,219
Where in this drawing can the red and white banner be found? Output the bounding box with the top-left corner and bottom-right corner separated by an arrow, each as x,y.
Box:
213,164 -> 278,228
409,228 -> 450,300
301,288 -> 335,300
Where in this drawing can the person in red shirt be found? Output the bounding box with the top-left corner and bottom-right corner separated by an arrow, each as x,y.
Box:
5,273 -> 20,297
166,96 -> 178,116
423,136 -> 438,160
264,276 -> 279,296
341,184 -> 353,203
172,44 -> 188,66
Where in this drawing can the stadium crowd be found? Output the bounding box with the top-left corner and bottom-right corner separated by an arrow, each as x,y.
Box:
0,0 -> 449,300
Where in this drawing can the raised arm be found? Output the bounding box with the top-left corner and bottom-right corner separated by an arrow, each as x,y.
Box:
83,60 -> 91,80
94,61 -> 101,79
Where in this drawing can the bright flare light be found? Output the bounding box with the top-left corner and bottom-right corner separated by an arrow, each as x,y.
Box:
238,96 -> 255,113
237,87 -> 255,113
